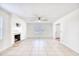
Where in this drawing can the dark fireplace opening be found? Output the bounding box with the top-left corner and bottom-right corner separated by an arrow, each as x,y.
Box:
14,34 -> 20,42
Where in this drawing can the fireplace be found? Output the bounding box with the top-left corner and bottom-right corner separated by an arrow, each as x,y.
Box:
14,34 -> 20,42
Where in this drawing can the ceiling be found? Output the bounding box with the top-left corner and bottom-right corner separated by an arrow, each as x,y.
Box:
0,3 -> 79,22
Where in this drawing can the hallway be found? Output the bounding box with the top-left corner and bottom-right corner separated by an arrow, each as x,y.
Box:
0,39 -> 79,56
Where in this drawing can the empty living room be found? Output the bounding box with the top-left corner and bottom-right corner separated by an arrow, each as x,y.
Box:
0,1 -> 79,59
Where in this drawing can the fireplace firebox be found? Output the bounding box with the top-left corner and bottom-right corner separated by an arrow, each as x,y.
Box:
14,34 -> 20,42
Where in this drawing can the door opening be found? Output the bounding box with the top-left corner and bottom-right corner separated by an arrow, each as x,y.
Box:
55,23 -> 61,41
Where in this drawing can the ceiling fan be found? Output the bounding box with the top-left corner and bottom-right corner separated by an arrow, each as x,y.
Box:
34,15 -> 48,22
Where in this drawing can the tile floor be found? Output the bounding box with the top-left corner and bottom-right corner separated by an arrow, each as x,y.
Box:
0,39 -> 79,56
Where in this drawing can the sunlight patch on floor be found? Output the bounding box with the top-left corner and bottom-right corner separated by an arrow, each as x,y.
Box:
32,39 -> 47,48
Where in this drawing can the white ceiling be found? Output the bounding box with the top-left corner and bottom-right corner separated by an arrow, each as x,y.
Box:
0,3 -> 79,22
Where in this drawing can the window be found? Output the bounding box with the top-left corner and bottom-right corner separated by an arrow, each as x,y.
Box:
0,16 -> 3,40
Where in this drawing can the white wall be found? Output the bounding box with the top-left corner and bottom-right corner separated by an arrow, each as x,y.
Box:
54,8 -> 79,53
11,15 -> 27,44
0,8 -> 12,52
27,23 -> 53,39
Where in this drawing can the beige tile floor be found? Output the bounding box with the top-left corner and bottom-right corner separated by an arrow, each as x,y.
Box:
0,39 -> 79,56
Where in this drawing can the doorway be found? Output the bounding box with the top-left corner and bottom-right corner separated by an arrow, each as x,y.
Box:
55,23 -> 61,41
